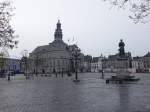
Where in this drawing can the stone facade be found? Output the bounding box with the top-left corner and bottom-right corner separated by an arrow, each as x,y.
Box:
102,40 -> 132,71
102,53 -> 132,69
91,56 -> 104,72
28,20 -> 83,74
91,57 -> 99,72
132,56 -> 144,72
143,52 -> 150,69
140,52 -> 150,72
0,58 -> 21,74
83,55 -> 92,72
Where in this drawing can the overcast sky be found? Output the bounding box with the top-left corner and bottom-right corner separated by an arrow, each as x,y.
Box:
8,0 -> 150,58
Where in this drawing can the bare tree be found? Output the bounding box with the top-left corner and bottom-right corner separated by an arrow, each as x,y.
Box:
34,55 -> 39,76
21,50 -> 29,79
0,1 -> 18,77
104,0 -> 150,23
0,1 -> 18,49
0,48 -> 9,77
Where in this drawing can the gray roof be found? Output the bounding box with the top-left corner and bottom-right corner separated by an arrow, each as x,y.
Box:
144,52 -> 150,57
31,40 -> 68,54
133,56 -> 142,60
84,55 -> 92,62
91,57 -> 99,63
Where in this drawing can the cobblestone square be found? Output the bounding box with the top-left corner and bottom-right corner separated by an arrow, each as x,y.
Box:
0,73 -> 150,112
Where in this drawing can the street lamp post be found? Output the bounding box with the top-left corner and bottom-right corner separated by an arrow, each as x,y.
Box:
21,50 -> 29,79
75,56 -> 78,81
24,57 -> 28,79
35,55 -> 39,77
72,46 -> 80,82
21,56 -> 28,79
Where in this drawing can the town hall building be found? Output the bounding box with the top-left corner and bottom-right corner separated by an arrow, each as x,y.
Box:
28,20 -> 82,74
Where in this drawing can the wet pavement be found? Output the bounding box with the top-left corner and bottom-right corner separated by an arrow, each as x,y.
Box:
0,73 -> 150,112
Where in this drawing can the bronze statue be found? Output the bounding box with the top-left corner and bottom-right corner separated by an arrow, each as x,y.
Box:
118,39 -> 125,57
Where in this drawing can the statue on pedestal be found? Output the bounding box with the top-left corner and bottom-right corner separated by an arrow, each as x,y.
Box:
118,39 -> 125,57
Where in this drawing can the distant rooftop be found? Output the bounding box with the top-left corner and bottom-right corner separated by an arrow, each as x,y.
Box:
91,57 -> 99,63
144,52 -> 150,57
